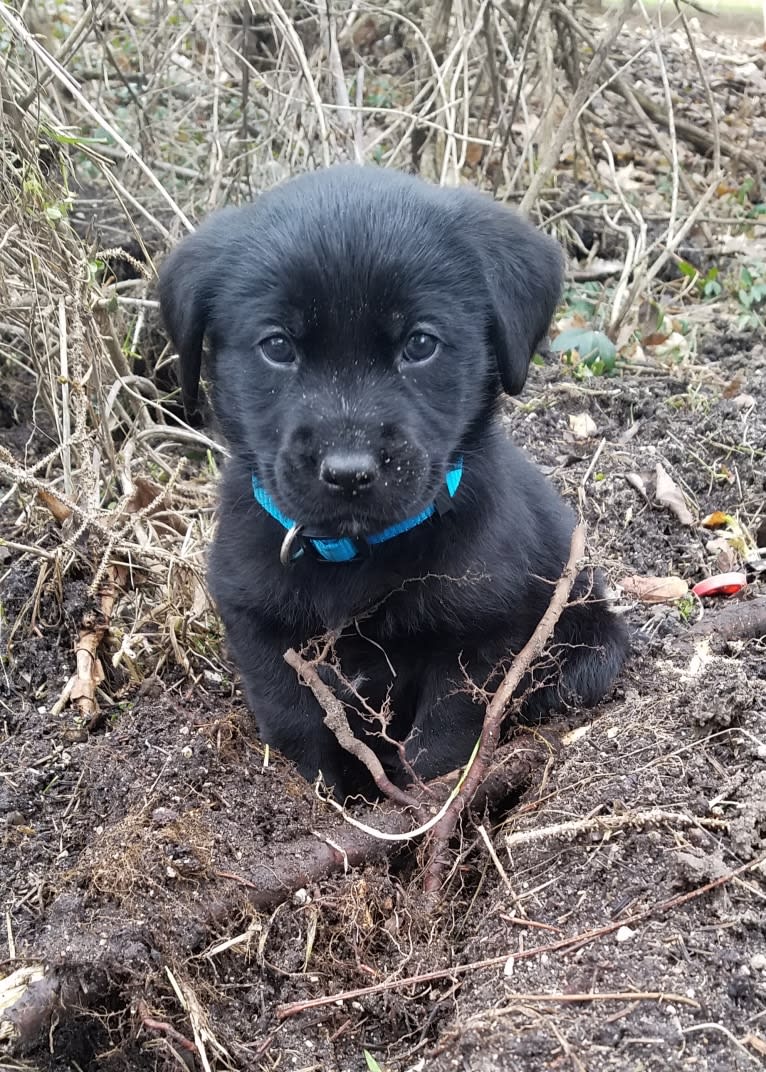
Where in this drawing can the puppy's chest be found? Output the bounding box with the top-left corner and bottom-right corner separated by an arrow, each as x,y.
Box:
330,627 -> 429,715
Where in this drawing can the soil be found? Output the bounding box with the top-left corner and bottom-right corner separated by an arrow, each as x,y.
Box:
2,333 -> 766,1071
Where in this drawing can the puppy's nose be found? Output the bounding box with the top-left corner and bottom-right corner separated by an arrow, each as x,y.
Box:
319,450 -> 379,493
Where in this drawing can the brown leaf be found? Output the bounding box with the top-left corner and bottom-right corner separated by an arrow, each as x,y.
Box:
743,1034 -> 766,1057
641,332 -> 671,348
126,475 -> 165,513
701,511 -> 732,529
464,141 -> 484,168
619,575 -> 689,604
655,463 -> 694,526
126,475 -> 187,536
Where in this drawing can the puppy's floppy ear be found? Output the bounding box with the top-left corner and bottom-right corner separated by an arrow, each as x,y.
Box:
455,191 -> 564,395
158,221 -> 225,418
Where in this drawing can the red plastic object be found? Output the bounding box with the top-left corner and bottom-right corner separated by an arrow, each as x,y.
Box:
692,572 -> 747,598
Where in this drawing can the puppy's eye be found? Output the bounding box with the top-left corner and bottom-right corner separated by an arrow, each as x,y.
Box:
260,335 -> 296,366
402,332 -> 438,364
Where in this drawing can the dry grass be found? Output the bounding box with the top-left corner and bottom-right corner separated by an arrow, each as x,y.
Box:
0,0 -> 762,708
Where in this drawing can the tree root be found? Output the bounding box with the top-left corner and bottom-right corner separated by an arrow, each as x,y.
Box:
210,731 -> 551,911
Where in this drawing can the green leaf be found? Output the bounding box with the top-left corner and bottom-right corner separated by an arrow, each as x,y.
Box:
550,327 -> 594,353
703,280 -> 722,299
677,260 -> 698,280
364,1051 -> 384,1072
551,328 -> 616,374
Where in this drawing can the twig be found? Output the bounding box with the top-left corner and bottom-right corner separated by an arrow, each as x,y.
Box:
607,5 -> 724,336
477,823 -> 514,892
423,523 -> 586,894
492,989 -> 700,1007
505,807 -> 727,849
210,735 -> 549,911
284,647 -> 420,809
0,5 -> 193,235
683,1023 -> 763,1068
0,538 -> 57,562
519,1 -> 636,213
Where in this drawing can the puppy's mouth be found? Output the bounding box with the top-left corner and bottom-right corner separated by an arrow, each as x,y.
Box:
282,479 -> 447,540
300,509 -> 404,540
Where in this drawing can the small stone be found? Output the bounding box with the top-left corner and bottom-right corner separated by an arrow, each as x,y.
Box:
4,810 -> 26,826
181,746 -> 193,759
734,393 -> 756,409
750,954 -> 766,972
503,956 -> 515,977
616,926 -> 636,943
292,888 -> 310,906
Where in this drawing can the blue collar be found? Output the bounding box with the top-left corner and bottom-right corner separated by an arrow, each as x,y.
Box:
251,458 -> 463,564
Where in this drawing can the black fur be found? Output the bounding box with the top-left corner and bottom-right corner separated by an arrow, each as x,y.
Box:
159,166 -> 629,798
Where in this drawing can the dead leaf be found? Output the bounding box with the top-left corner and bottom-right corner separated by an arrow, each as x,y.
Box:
625,472 -> 648,498
126,475 -> 187,536
569,412 -> 597,440
743,1034 -> 766,1057
655,463 -> 694,526
464,141 -> 484,167
705,536 -> 738,574
651,332 -> 691,361
641,332 -> 671,348
351,15 -> 379,49
701,511 -> 733,529
126,475 -> 165,513
619,575 -> 689,603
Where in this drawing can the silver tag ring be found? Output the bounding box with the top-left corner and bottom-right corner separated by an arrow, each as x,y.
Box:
279,523 -> 304,566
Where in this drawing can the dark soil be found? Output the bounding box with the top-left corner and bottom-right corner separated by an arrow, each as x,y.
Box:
2,334 -> 766,1070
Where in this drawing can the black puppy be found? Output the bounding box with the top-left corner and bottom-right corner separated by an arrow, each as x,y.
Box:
160,166 -> 628,797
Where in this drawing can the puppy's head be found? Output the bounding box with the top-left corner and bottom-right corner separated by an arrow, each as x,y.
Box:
159,166 -> 562,535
